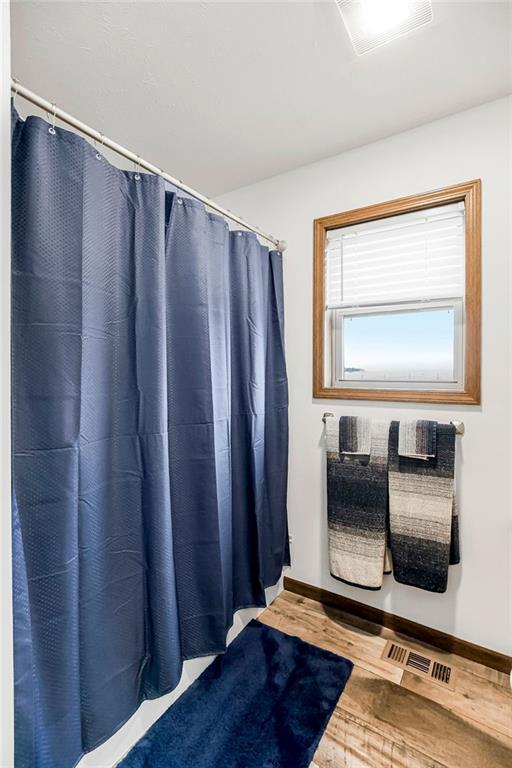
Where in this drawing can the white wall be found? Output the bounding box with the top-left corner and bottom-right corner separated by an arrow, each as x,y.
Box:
1,2 -> 14,766
218,97 -> 512,656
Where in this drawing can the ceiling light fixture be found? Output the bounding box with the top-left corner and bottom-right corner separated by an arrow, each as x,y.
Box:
336,0 -> 433,55
360,0 -> 409,34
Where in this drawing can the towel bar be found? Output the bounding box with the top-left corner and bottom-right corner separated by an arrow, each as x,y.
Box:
321,413 -> 465,435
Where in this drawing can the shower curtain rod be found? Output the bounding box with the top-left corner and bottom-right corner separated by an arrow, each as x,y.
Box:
11,79 -> 287,252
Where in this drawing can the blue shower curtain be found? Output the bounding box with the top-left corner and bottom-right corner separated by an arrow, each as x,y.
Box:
11,106 -> 289,768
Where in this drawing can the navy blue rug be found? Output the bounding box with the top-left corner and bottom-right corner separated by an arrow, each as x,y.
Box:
118,619 -> 353,768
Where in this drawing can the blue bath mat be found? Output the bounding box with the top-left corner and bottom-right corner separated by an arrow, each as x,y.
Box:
118,619 -> 353,768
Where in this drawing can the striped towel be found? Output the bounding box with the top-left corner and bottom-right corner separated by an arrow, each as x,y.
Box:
326,417 -> 389,590
398,419 -> 437,460
388,421 -> 459,593
339,416 -> 371,457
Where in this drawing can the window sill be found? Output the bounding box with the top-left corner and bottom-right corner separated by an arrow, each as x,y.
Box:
312,385 -> 481,405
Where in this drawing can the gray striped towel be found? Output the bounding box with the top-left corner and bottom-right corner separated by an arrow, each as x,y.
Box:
339,416 -> 371,457
389,421 -> 459,593
398,419 -> 437,460
326,416 -> 389,590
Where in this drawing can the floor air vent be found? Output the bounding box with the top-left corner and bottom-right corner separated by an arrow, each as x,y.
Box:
383,641 -> 454,689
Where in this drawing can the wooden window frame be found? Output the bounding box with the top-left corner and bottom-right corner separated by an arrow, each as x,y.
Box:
313,180 -> 481,404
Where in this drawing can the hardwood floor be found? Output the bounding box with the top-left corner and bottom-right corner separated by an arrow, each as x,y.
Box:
258,590 -> 512,768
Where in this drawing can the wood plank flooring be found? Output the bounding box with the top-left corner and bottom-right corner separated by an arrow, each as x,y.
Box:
258,590 -> 512,768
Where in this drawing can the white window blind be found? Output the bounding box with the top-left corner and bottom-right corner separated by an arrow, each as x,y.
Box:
325,202 -> 465,308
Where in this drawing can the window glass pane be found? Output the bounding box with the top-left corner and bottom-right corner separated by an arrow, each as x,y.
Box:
341,308 -> 455,383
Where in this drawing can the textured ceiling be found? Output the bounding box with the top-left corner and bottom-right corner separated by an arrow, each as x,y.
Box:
10,1 -> 512,196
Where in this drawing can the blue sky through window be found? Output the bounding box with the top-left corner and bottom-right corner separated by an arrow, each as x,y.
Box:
343,308 -> 455,382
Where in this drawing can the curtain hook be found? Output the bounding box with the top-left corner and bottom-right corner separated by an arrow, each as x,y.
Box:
95,132 -> 105,160
48,103 -> 57,135
134,156 -> 141,181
